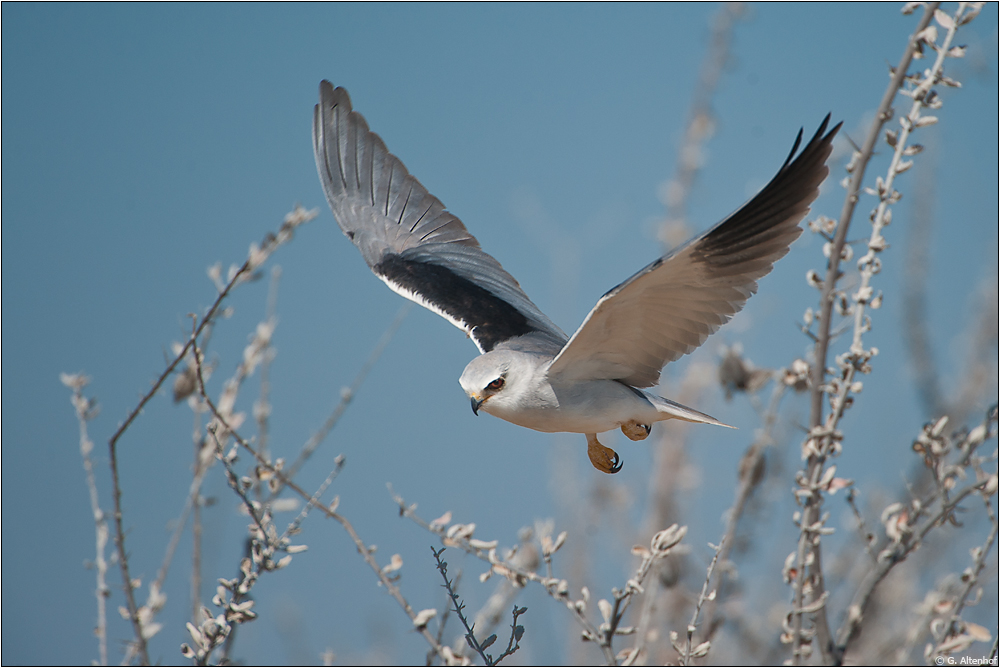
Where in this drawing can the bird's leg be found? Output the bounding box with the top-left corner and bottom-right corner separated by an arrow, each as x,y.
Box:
621,421 -> 651,441
586,433 -> 622,474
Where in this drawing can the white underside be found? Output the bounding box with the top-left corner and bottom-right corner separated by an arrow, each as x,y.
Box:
480,376 -> 728,434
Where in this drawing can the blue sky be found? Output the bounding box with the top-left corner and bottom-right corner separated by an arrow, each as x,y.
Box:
3,3 -> 997,665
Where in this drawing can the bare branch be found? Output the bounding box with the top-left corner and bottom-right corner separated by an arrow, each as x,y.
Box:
62,374 -> 109,666
432,547 -> 526,666
190,334 -> 450,664
105,206 -> 315,664
834,478 -> 994,660
678,540 -> 724,666
788,4 -> 986,663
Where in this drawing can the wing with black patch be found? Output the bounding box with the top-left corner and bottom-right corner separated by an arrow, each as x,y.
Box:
313,81 -> 566,353
548,115 -> 841,387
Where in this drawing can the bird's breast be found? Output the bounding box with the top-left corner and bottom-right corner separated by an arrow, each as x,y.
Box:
481,378 -> 654,435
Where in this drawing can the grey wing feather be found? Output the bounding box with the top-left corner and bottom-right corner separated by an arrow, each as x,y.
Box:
313,83 -> 475,262
313,81 -> 566,352
548,115 -> 841,388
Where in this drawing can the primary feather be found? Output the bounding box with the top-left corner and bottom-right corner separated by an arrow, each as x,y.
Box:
313,81 -> 566,353
547,116 -> 841,388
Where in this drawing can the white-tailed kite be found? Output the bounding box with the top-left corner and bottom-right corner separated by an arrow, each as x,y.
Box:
313,80 -> 839,473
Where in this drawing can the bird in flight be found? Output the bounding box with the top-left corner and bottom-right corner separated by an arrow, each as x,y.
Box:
313,80 -> 839,474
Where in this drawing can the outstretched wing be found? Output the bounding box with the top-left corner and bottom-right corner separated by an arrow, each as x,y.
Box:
313,81 -> 566,353
548,116 -> 841,388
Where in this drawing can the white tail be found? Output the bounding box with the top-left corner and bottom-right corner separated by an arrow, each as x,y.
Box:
646,392 -> 735,428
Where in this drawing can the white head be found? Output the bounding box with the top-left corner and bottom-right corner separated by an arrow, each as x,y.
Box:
459,349 -> 542,418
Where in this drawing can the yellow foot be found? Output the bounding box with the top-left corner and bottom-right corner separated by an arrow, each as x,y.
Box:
587,434 -> 622,474
621,421 -> 651,441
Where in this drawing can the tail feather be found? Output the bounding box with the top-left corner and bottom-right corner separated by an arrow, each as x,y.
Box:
646,393 -> 735,428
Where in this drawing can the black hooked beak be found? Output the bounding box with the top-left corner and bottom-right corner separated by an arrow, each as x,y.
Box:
470,396 -> 484,416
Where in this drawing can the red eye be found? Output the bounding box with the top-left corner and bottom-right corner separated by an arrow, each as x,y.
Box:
486,377 -> 505,391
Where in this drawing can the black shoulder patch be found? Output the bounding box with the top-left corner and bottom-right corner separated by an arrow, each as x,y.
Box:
374,254 -> 536,352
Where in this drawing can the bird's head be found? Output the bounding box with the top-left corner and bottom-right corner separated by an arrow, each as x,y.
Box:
459,349 -> 546,418
459,352 -> 512,416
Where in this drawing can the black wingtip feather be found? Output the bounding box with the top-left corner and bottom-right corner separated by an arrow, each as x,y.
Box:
697,115 -> 841,257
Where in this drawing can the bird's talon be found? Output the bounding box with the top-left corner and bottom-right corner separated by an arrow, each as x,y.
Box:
621,421 -> 651,441
587,435 -> 623,474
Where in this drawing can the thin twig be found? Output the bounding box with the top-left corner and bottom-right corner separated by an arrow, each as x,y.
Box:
62,374 -> 109,666
191,326 -> 286,665
191,413 -> 205,625
428,569 -> 456,667
833,478 -> 995,661
808,1 -> 941,440
278,455 -> 346,546
276,302 -> 411,487
106,206 -> 315,663
928,495 -> 998,660
900,145 -> 944,417
255,265 -> 282,472
702,380 -> 787,641
392,488 -> 687,667
679,540 -> 725,666
467,535 -> 540,658
190,334 -> 449,663
330,513 -> 448,660
845,488 -> 879,565
793,5 -> 943,663
151,446 -> 212,611
432,547 -> 525,666
389,488 -> 612,664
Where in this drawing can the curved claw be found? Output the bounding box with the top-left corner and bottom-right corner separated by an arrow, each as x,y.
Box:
621,421 -> 651,441
587,434 -> 623,474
